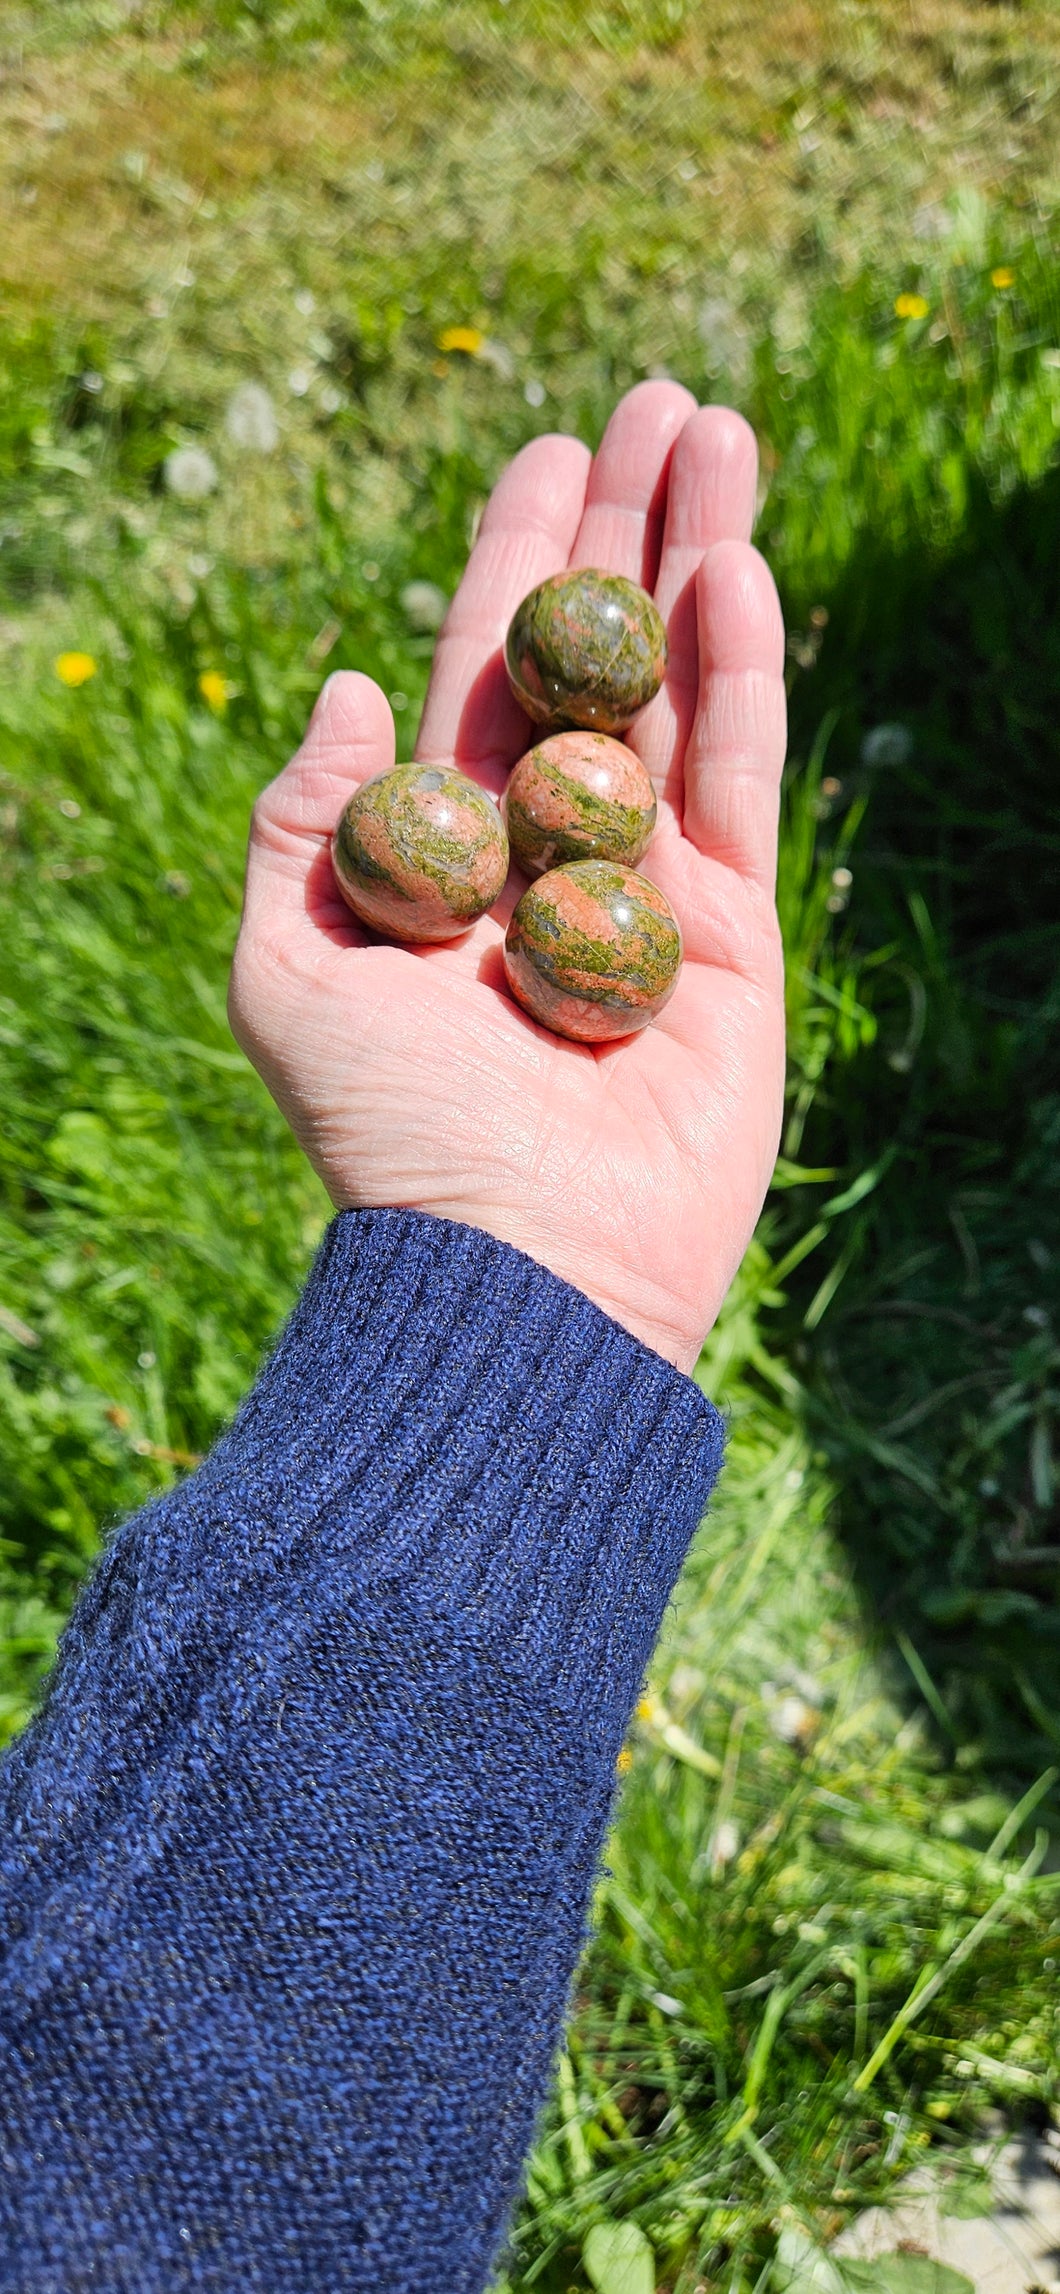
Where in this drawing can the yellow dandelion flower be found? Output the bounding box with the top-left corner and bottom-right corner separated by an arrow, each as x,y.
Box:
894,293 -> 929,322
437,326 -> 485,357
55,651 -> 97,688
991,266 -> 1015,290
635,1694 -> 658,1724
616,1747 -> 634,1776
198,670 -> 229,712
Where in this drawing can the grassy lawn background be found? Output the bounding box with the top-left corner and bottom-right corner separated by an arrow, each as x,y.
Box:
1,4 -> 1058,2288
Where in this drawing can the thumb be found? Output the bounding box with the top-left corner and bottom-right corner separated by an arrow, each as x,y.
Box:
239,671 -> 396,929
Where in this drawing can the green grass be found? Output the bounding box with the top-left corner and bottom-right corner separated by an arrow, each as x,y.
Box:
1,6 -> 1059,2290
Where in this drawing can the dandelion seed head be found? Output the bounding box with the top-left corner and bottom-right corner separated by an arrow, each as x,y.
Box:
400,580 -> 447,634
912,201 -> 951,244
225,382 -> 279,454
861,721 -> 914,768
164,446 -> 218,501
710,1819 -> 740,1867
699,295 -> 751,384
768,1693 -> 818,1747
478,338 -> 515,380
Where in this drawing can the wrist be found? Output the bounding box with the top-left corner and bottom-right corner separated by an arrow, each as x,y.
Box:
325,1188 -> 705,1372
457,1210 -> 702,1371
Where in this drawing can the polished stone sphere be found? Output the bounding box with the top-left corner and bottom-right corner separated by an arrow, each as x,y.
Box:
332,762 -> 508,942
504,730 -> 657,877
504,568 -> 668,735
504,860 -> 682,1042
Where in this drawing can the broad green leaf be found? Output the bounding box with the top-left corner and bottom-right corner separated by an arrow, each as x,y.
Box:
774,2226 -> 845,2291
583,2220 -> 655,2294
841,2255 -> 975,2294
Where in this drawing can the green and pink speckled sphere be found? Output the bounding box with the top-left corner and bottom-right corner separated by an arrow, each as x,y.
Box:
504,568 -> 668,735
504,730 -> 657,877
503,860 -> 682,1042
332,762 -> 508,943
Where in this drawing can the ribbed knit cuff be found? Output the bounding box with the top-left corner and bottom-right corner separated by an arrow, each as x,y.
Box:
211,1208 -> 725,1724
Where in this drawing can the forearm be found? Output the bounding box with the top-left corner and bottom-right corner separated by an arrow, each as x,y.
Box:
0,1210 -> 723,2292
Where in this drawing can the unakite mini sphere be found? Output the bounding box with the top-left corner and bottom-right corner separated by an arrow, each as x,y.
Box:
504,568 -> 668,735
332,762 -> 508,943
504,860 -> 682,1042
504,731 -> 657,877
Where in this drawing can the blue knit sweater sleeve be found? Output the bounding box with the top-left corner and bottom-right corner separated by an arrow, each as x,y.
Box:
0,1208 -> 724,2292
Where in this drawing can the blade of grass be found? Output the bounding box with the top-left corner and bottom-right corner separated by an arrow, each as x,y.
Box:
852,1837 -> 1049,2094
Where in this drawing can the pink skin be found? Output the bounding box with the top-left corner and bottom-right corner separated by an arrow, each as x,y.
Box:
229,383 -> 787,1372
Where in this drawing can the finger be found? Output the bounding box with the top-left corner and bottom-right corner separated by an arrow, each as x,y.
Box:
568,378 -> 697,587
240,671 -> 396,931
415,432 -> 591,783
681,540 -> 787,888
626,810 -> 771,983
633,406 -> 759,796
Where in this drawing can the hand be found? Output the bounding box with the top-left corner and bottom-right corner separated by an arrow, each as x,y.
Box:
228,382 -> 786,1372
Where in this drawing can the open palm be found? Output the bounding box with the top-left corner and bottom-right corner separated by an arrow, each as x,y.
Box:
228,382 -> 787,1371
